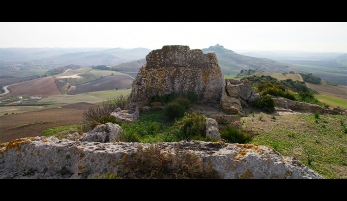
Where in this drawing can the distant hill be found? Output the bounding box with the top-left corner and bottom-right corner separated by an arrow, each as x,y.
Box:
44,48 -> 151,66
108,59 -> 146,78
201,45 -> 347,86
201,44 -> 234,53
336,54 -> 347,66
201,44 -> 297,76
0,47 -> 152,66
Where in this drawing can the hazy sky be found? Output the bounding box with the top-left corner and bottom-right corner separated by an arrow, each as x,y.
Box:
1,22 -> 346,53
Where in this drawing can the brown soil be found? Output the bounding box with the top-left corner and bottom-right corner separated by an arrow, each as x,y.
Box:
0,102 -> 95,143
306,81 -> 347,99
6,76 -> 61,97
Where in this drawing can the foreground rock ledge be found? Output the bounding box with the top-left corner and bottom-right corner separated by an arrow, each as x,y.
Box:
0,136 -> 323,179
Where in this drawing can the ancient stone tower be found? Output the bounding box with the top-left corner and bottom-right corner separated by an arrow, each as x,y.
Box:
128,45 -> 225,107
127,45 -> 259,115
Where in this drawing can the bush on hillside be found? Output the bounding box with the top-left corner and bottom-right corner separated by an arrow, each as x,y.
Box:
219,124 -> 253,144
253,94 -> 275,113
83,95 -> 129,129
168,112 -> 207,141
300,73 -> 321,84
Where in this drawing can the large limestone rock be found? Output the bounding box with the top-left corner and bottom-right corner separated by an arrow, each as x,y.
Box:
220,79 -> 260,115
79,123 -> 123,143
273,97 -> 324,114
0,136 -> 324,179
128,45 -> 225,108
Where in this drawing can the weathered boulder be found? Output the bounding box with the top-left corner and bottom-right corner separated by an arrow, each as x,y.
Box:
210,114 -> 241,125
220,79 -> 260,115
79,123 -> 123,143
205,118 -> 221,140
0,136 -> 324,179
273,97 -> 324,114
110,106 -> 139,123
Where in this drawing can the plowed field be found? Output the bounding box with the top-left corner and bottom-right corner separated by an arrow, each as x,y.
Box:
0,102 -> 95,143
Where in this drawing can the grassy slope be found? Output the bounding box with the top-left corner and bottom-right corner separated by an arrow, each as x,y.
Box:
241,110 -> 347,179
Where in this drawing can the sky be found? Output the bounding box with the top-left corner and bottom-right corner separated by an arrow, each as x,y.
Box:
0,22 -> 347,53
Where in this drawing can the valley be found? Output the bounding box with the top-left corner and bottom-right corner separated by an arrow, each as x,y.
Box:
0,45 -> 346,139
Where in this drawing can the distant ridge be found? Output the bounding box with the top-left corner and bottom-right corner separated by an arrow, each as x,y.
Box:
201,44 -> 234,53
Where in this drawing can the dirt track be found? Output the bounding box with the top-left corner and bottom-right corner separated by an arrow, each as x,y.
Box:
0,102 -> 95,143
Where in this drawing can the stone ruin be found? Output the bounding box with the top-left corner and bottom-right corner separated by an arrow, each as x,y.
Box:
0,45 -> 328,179
127,45 -> 259,116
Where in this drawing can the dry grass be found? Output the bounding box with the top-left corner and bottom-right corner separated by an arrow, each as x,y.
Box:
241,108 -> 347,179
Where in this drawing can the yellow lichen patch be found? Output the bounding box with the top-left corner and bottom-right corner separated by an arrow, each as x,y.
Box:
201,71 -> 209,84
232,156 -> 241,161
0,142 -> 9,149
123,153 -> 129,163
212,141 -> 226,147
284,170 -> 293,178
239,169 -> 254,179
238,149 -> 247,156
5,138 -> 33,152
230,165 -> 237,171
157,69 -> 165,89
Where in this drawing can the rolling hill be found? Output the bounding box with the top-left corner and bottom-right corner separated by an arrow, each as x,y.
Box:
6,76 -> 61,97
0,47 -> 151,66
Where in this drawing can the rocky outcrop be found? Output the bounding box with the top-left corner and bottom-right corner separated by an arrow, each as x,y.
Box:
110,106 -> 139,123
0,136 -> 324,179
128,45 -> 225,108
220,79 -> 260,115
273,97 -> 325,114
79,123 -> 123,143
273,97 -> 347,115
127,45 -> 259,116
205,118 -> 221,140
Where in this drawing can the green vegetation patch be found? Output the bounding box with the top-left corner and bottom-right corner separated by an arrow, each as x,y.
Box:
299,73 -> 322,84
15,121 -> 50,128
223,74 -> 237,79
315,94 -> 347,108
42,124 -> 84,139
250,113 -> 347,179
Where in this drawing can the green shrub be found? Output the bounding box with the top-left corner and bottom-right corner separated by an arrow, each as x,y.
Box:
253,94 -> 275,113
219,124 -> 253,143
168,112 -> 207,141
258,82 -> 296,100
173,95 -> 191,109
103,95 -> 129,109
186,91 -> 197,103
150,92 -> 197,106
165,101 -> 187,120
83,95 -> 129,123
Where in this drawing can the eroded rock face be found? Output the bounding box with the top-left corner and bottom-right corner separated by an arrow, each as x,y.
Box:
205,118 -> 221,140
273,97 -> 324,114
220,79 -> 260,115
110,106 -> 139,123
128,45 -> 225,108
0,136 -> 324,179
79,123 -> 123,143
